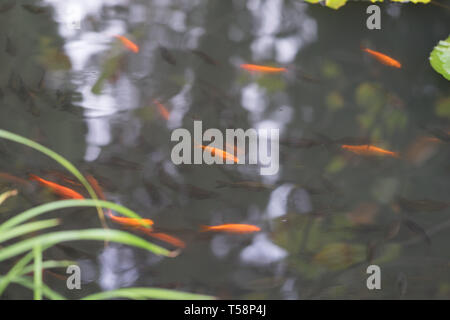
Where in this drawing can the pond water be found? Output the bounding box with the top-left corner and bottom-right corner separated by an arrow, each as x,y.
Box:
0,0 -> 449,299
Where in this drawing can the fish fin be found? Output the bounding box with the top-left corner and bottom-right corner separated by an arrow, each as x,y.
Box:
200,225 -> 211,232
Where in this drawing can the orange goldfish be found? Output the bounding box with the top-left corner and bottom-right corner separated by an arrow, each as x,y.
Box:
29,174 -> 85,199
240,64 -> 287,74
153,99 -> 170,120
136,227 -> 186,248
114,35 -> 139,53
362,48 -> 402,69
107,213 -> 154,228
196,145 -> 239,163
201,224 -> 261,234
341,145 -> 399,158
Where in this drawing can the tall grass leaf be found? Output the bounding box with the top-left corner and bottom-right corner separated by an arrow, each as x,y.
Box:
0,189 -> 18,206
0,229 -> 172,263
33,244 -> 43,300
0,199 -> 144,232
20,260 -> 75,276
82,287 -> 216,300
0,219 -> 60,244
0,275 -> 65,300
0,245 -> 52,296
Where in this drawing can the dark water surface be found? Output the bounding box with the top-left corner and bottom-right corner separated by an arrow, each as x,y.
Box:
0,0 -> 449,299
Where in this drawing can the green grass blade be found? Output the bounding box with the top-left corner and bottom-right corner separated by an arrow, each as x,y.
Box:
0,199 -> 145,232
0,189 -> 18,206
0,129 -> 106,228
0,250 -> 36,296
33,244 -> 43,300
0,275 -> 66,300
81,287 -> 216,300
0,244 -> 59,297
0,229 -> 171,263
0,219 -> 60,244
20,260 -> 75,276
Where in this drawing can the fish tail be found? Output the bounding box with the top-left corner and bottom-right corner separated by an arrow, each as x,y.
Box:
200,225 -> 211,232
105,211 -> 114,219
28,173 -> 40,182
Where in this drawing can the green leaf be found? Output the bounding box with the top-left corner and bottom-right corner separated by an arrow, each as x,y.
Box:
33,244 -> 43,300
0,199 -> 144,232
82,288 -> 216,300
0,275 -> 66,300
0,229 -> 172,263
391,0 -> 430,3
326,0 -> 347,9
0,219 -> 60,244
0,250 -> 36,295
430,36 -> 450,81
20,260 -> 76,277
0,189 -> 18,206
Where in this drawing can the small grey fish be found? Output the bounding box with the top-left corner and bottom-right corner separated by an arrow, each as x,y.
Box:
396,272 -> 408,298
17,76 -> 30,102
26,97 -> 41,117
384,220 -> 401,241
396,196 -> 449,212
215,180 -> 273,191
21,4 -> 47,14
8,71 -> 19,92
366,240 -> 378,263
5,36 -> 17,56
191,49 -> 219,66
419,124 -> 450,142
184,184 -> 218,200
37,70 -> 46,90
403,219 -> 431,245
159,46 -> 177,66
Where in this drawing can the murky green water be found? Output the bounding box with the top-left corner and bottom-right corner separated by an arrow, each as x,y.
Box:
0,0 -> 449,299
